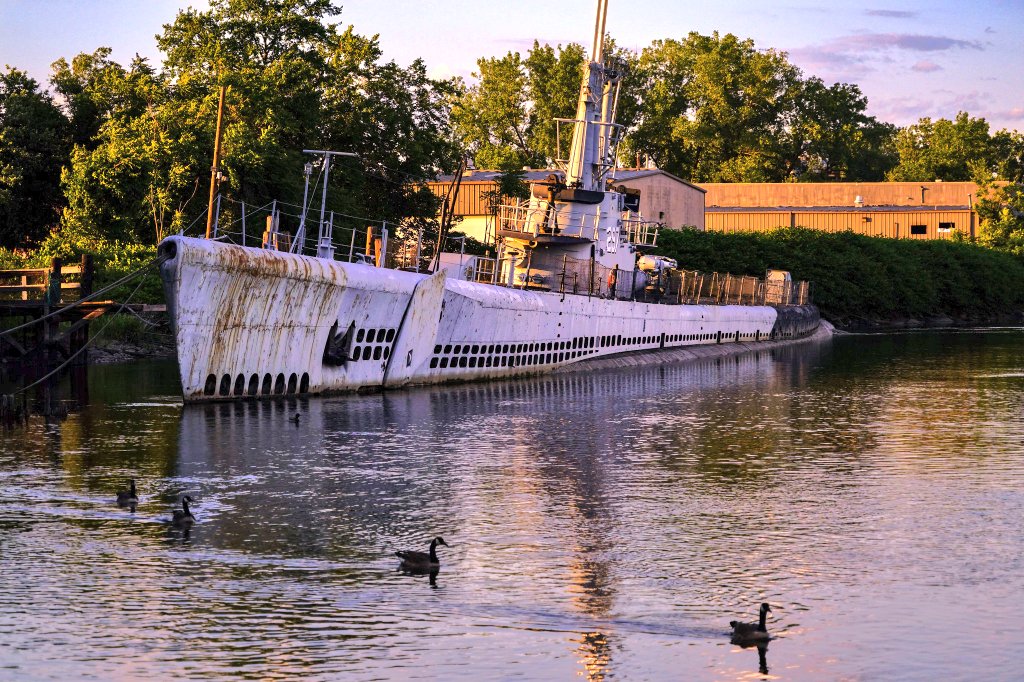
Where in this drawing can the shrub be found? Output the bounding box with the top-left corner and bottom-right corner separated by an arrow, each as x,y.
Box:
654,227 -> 1024,325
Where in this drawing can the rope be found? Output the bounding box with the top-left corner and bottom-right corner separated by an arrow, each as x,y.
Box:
0,255 -> 167,339
13,273 -> 149,395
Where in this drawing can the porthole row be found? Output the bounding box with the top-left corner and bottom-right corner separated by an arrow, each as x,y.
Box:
204,371 -> 311,397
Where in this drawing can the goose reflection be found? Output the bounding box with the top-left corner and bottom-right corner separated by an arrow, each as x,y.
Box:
396,565 -> 440,588
730,638 -> 770,676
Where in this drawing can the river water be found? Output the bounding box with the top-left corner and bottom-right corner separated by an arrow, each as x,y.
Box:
1,329 -> 1023,680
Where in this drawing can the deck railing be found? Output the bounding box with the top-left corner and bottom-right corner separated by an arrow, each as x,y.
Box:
509,254 -> 811,307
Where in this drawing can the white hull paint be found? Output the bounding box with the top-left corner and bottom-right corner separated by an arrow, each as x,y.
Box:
159,236 -> 800,403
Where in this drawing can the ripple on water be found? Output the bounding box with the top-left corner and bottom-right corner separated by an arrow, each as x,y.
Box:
1,333 -> 1024,679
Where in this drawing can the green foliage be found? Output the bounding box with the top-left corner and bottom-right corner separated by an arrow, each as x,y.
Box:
654,228 -> 1024,325
524,41 -> 587,163
0,68 -> 70,248
0,228 -> 162,303
452,41 -> 587,169
625,32 -> 803,182
976,182 -> 1024,256
886,112 -> 993,182
792,78 -> 897,181
55,0 -> 458,248
94,313 -> 149,346
989,130 -> 1024,183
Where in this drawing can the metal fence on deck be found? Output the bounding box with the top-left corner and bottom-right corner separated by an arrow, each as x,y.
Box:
537,255 -> 810,307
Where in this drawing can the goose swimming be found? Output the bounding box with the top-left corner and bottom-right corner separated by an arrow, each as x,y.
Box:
171,495 -> 196,527
396,536 -> 448,571
116,479 -> 138,506
730,603 -> 772,642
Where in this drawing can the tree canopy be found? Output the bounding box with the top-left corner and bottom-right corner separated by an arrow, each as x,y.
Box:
1,6 -> 1024,258
26,0 -> 460,248
0,68 -> 69,248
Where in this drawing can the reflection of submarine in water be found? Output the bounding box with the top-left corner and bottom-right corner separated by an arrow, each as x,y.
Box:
173,337 -> 829,559
177,338 -> 829,461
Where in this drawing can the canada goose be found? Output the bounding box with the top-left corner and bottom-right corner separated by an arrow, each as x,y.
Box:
116,479 -> 138,506
289,413 -> 301,424
396,536 -> 448,571
730,603 -> 772,642
171,495 -> 196,527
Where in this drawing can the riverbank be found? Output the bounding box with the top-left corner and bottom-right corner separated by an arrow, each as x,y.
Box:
89,312 -> 174,364
654,228 -> 1024,327
836,311 -> 1024,331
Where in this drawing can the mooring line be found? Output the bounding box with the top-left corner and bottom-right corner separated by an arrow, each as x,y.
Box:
11,272 -> 152,396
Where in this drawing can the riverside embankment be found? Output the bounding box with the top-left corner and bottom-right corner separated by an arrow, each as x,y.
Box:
654,227 -> 1024,330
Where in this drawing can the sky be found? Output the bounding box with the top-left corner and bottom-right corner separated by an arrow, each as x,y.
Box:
1,0 -> 1022,132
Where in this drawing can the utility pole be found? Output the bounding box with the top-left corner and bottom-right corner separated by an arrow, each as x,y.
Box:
205,85 -> 228,239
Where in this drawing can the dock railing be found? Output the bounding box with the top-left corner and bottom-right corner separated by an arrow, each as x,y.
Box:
0,257 -> 93,305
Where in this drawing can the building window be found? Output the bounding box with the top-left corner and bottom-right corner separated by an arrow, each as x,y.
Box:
938,222 -> 955,232
910,224 -> 927,235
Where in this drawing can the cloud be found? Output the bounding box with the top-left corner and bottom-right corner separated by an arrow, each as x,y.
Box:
869,90 -> 991,124
995,107 -> 1024,121
985,26 -> 996,34
787,32 -> 984,81
911,60 -> 942,73
828,33 -> 984,52
865,9 -> 916,18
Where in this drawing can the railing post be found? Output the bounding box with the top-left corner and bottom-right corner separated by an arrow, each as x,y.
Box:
415,226 -> 423,272
213,193 -> 222,239
588,244 -> 595,299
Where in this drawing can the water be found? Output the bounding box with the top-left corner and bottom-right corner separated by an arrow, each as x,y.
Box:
2,330 -> 1023,680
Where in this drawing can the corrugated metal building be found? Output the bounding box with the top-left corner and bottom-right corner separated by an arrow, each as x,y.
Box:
700,181 -> 982,239
427,168 -> 706,242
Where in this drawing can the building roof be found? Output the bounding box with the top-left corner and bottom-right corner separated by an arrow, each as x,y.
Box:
699,181 -> 984,209
707,205 -> 973,213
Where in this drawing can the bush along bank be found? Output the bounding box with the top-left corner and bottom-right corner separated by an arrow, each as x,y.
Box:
654,228 -> 1024,329
0,229 -> 164,305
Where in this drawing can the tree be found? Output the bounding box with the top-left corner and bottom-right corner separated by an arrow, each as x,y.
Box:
524,41 -> 587,164
51,48 -> 142,148
452,51 -> 531,169
0,68 -> 70,248
623,32 -> 803,182
976,181 -> 1024,256
792,78 -> 897,181
989,129 -> 1024,183
886,112 -> 992,182
59,0 -> 459,245
58,56 -> 206,244
452,41 -> 591,170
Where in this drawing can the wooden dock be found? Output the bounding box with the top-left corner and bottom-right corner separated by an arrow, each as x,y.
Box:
0,256 -> 163,369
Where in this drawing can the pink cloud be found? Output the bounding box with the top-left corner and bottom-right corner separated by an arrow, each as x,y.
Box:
911,60 -> 942,73
995,107 -> 1024,121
